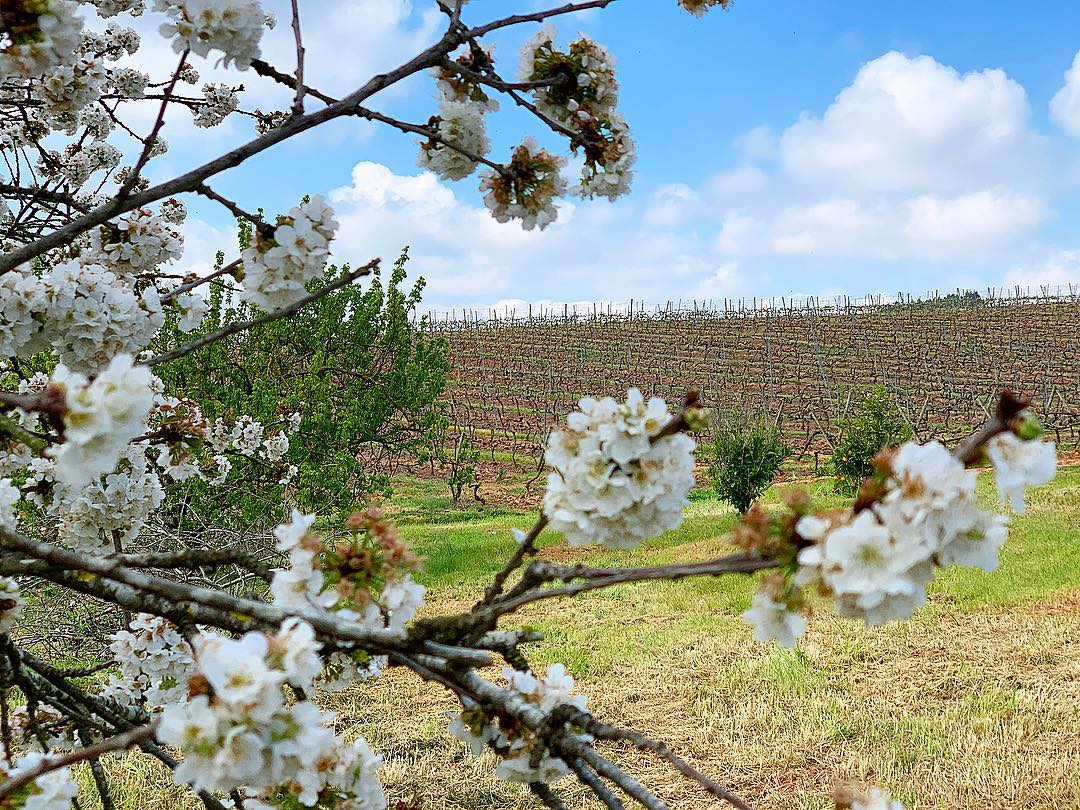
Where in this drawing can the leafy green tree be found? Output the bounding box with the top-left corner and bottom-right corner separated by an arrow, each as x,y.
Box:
154,246 -> 449,532
830,386 -> 912,496
708,409 -> 789,513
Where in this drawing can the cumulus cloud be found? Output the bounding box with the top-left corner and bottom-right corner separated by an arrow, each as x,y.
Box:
1050,51 -> 1080,137
778,51 -> 1047,193
1004,250 -> 1080,289
320,162 -> 746,308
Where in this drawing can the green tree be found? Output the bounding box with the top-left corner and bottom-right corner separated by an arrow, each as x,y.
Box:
830,386 -> 912,496
708,409 -> 789,513
154,246 -> 449,532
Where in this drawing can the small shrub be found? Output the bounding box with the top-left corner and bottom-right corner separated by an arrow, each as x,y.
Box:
830,386 -> 912,495
709,410 -> 789,513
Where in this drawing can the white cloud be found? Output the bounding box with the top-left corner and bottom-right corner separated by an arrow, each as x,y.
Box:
779,51 -> 1045,193
902,188 -> 1046,252
1050,50 -> 1080,137
321,162 -> 747,308
1004,250 -> 1080,289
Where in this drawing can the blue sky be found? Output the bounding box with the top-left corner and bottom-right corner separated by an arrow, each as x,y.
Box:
139,1 -> 1080,311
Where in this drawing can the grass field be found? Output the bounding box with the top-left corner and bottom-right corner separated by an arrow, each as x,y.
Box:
83,467 -> 1080,809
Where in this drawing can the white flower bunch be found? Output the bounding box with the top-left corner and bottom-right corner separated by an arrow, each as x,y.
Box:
37,54 -> 105,119
269,510 -> 427,636
156,620 -> 385,807
78,104 -> 114,139
0,752 -> 79,810
93,0 -> 147,18
240,195 -> 338,312
520,28 -> 619,124
108,613 -> 196,708
153,0 -> 266,70
417,99 -> 490,181
575,110 -> 637,201
193,82 -> 239,127
109,66 -> 149,98
479,138 -> 566,230
0,576 -> 25,635
7,702 -> 77,755
57,140 -> 121,185
677,0 -> 731,16
86,208 -> 183,274
542,388 -> 695,548
0,0 -> 84,81
160,197 -> 187,224
985,431 -> 1056,512
51,442 -> 164,554
0,268 -> 49,358
50,353 -> 156,487
54,265 -> 161,366
450,663 -> 586,784
744,431 -> 1056,646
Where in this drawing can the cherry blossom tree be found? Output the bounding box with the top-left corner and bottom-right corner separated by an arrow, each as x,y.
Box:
0,2 -> 1058,809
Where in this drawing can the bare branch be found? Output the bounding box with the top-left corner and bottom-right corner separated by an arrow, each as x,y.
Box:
0,723 -> 156,800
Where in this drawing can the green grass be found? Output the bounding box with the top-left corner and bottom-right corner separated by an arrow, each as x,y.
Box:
402,466 -> 1079,603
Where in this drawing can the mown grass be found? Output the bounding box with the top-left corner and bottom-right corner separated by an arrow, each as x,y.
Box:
77,467 -> 1080,809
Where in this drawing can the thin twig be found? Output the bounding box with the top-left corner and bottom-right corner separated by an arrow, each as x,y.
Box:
143,260 -> 379,366
0,723 -> 156,800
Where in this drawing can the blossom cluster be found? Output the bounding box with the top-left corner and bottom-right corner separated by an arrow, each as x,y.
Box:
50,353 -> 156,488
479,139 -> 567,231
269,509 -> 425,677
417,100 -> 490,181
106,613 -> 196,708
240,195 -> 339,312
51,442 -> 164,554
156,619 -> 385,807
542,388 -> 695,548
153,0 -> 267,70
0,752 -> 79,810
519,28 -> 636,202
742,426 -> 1056,646
418,47 -> 498,182
0,0 -> 84,81
0,260 -> 169,373
193,82 -> 240,127
449,663 -> 585,784
86,208 -> 183,275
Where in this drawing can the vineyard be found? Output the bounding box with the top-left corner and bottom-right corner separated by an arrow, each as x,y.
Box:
425,291 -> 1080,473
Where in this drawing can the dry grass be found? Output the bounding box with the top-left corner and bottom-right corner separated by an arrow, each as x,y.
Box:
76,471 -> 1080,809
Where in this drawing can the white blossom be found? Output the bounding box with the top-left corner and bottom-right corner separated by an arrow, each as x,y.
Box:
0,0 -> 85,81
543,388 -> 695,548
240,195 -> 337,312
53,442 -> 164,554
0,577 -> 24,635
417,99 -> 490,181
153,0 -> 267,70
86,208 -> 183,274
51,353 -> 156,487
741,591 -> 807,648
109,613 -> 196,708
193,82 -> 238,127
450,663 -> 584,784
479,138 -> 566,231
986,431 -> 1056,513
110,66 -> 149,98
0,752 -> 79,810
40,260 -> 165,372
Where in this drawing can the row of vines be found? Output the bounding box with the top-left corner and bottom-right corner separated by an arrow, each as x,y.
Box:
424,293 -> 1080,472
